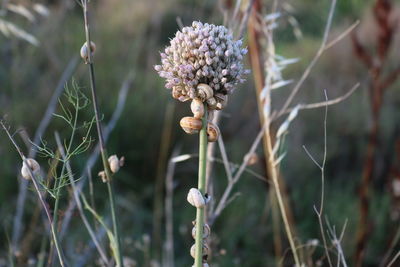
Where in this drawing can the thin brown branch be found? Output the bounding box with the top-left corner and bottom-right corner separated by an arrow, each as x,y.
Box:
278,0 -> 337,117
276,83 -> 359,120
324,20 -> 360,51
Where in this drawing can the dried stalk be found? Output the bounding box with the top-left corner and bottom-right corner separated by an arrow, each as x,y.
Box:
0,120 -> 67,267
80,0 -> 122,265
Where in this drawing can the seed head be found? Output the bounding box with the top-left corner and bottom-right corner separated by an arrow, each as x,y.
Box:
155,21 -> 248,110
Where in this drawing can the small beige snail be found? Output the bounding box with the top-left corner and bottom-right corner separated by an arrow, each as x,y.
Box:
207,122 -> 220,142
180,116 -> 203,134
206,97 -> 217,109
21,158 -> 40,180
98,171 -> 107,183
214,93 -> 228,110
192,223 -> 211,239
197,84 -> 213,101
187,188 -> 206,208
190,243 -> 210,258
191,99 -> 205,119
244,152 -> 259,166
108,155 -> 124,173
80,41 -> 96,63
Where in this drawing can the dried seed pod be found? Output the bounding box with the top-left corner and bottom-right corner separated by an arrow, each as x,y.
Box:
197,83 -> 213,101
180,116 -> 202,134
21,158 -> 40,180
190,243 -> 210,258
187,188 -> 206,208
108,155 -> 120,173
214,93 -> 228,110
206,97 -> 217,109
191,99 -> 205,119
192,223 -> 211,239
244,152 -> 259,166
80,41 -> 96,63
207,122 -> 220,142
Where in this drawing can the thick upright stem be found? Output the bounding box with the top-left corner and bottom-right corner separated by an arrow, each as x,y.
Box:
194,105 -> 208,267
82,1 -> 123,266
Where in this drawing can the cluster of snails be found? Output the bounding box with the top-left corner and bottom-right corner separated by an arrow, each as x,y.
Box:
187,188 -> 211,267
98,154 -> 124,182
179,84 -> 221,142
173,83 -> 228,111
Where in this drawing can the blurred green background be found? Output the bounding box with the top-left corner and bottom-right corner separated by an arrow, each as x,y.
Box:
1,0 -> 400,266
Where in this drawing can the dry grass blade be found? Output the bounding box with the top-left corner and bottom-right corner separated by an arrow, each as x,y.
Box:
0,18 -> 39,45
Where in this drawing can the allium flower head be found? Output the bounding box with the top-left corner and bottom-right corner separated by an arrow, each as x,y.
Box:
155,21 -> 248,109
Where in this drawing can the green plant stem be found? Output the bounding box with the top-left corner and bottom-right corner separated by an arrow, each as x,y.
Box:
81,1 -> 123,266
194,105 -> 208,267
52,97 -> 79,250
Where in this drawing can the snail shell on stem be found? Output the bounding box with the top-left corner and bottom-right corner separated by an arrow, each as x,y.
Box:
192,223 -> 211,239
80,41 -> 96,63
108,155 -> 124,173
191,99 -> 205,119
187,188 -> 206,208
21,158 -> 40,180
180,117 -> 203,134
207,122 -> 220,142
197,83 -> 213,101
206,97 -> 217,109
244,152 -> 259,166
190,243 -> 210,259
214,93 -> 228,110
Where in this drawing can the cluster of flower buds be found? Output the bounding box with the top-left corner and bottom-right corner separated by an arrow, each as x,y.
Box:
155,21 -> 248,111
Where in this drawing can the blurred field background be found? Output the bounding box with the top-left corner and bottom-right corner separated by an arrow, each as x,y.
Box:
1,0 -> 400,266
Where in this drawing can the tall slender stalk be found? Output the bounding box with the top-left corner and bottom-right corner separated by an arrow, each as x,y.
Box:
80,1 -> 123,266
265,123 -> 300,267
194,105 -> 208,267
0,121 -> 67,267
247,1 -> 300,264
51,94 -> 79,264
